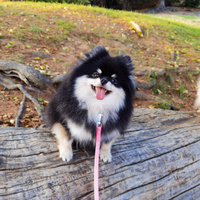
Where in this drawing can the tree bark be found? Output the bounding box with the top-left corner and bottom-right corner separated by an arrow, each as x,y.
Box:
1,108 -> 200,199
158,0 -> 165,7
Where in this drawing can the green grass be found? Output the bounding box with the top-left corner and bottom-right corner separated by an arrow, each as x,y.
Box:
0,5 -> 4,10
186,72 -> 193,82
154,99 -> 172,109
30,24 -> 42,33
176,84 -> 189,99
177,15 -> 200,20
153,81 -> 167,94
166,73 -> 173,84
1,1 -> 200,51
56,20 -> 75,30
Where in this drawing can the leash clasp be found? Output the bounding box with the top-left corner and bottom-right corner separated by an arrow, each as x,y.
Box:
97,113 -> 103,127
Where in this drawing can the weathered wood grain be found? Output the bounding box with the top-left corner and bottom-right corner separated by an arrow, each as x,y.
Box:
1,108 -> 200,200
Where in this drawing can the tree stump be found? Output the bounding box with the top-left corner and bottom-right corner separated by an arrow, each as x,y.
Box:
1,108 -> 200,199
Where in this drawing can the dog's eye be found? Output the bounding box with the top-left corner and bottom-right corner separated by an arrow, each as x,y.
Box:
111,78 -> 117,84
92,72 -> 100,78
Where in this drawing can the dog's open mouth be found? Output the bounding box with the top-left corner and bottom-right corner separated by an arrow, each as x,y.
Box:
91,85 -> 111,100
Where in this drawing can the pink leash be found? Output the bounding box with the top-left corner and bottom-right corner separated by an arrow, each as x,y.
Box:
94,113 -> 103,200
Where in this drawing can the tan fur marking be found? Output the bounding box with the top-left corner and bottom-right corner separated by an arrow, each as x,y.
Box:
52,123 -> 73,162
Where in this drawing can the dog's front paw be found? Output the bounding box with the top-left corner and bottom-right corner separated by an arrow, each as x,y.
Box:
58,145 -> 73,162
100,149 -> 112,163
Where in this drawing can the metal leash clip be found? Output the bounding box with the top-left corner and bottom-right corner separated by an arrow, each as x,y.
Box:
97,113 -> 103,127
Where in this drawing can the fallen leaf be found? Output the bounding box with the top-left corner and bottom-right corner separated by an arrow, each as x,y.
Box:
196,59 -> 200,63
37,97 -> 43,102
130,21 -> 143,37
157,89 -> 163,94
46,71 -> 51,75
40,66 -> 45,70
39,70 -> 46,74
148,105 -> 154,109
32,118 -> 39,122
10,119 -> 15,124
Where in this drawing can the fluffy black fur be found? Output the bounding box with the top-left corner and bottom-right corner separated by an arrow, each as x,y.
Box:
46,46 -> 135,144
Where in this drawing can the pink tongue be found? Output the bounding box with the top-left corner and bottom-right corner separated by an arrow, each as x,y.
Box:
96,86 -> 106,100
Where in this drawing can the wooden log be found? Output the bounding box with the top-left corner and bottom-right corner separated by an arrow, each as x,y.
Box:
1,108 -> 200,199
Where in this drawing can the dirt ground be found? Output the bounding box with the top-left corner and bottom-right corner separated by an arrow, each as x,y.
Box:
0,5 -> 200,128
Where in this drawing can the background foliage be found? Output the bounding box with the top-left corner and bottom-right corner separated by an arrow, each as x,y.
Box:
24,0 -> 200,8
172,0 -> 200,7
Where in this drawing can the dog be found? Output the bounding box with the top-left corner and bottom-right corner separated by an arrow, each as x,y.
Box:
46,46 -> 135,162
194,79 -> 200,110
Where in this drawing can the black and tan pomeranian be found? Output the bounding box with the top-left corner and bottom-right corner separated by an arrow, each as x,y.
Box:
46,46 -> 135,162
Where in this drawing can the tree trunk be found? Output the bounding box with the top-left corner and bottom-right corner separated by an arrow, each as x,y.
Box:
1,108 -> 200,199
158,0 -> 166,7
145,0 -> 170,13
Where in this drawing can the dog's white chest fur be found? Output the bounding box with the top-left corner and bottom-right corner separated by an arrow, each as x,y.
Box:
67,119 -> 92,142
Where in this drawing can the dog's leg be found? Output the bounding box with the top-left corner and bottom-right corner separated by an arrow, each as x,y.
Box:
100,138 -> 116,162
52,123 -> 73,162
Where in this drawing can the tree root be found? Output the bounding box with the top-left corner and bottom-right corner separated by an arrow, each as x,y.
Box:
135,91 -> 154,100
134,80 -> 157,101
0,73 -> 16,85
15,95 -> 26,127
135,79 -> 156,89
25,86 -> 44,94
145,6 -> 171,13
177,68 -> 196,73
133,68 -> 197,78
22,50 -> 51,58
0,60 -> 49,89
133,69 -> 165,77
4,70 -> 31,87
51,74 -> 67,84
0,81 -> 44,122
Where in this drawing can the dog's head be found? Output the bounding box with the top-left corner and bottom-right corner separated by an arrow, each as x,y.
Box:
69,46 -> 135,112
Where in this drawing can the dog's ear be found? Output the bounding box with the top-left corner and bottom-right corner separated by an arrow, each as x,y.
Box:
122,55 -> 134,72
83,46 -> 109,61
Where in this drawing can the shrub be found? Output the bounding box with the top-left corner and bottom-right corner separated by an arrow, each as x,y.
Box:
171,0 -> 200,7
183,0 -> 200,7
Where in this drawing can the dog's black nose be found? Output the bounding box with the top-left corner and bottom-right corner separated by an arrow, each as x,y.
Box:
101,77 -> 108,85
